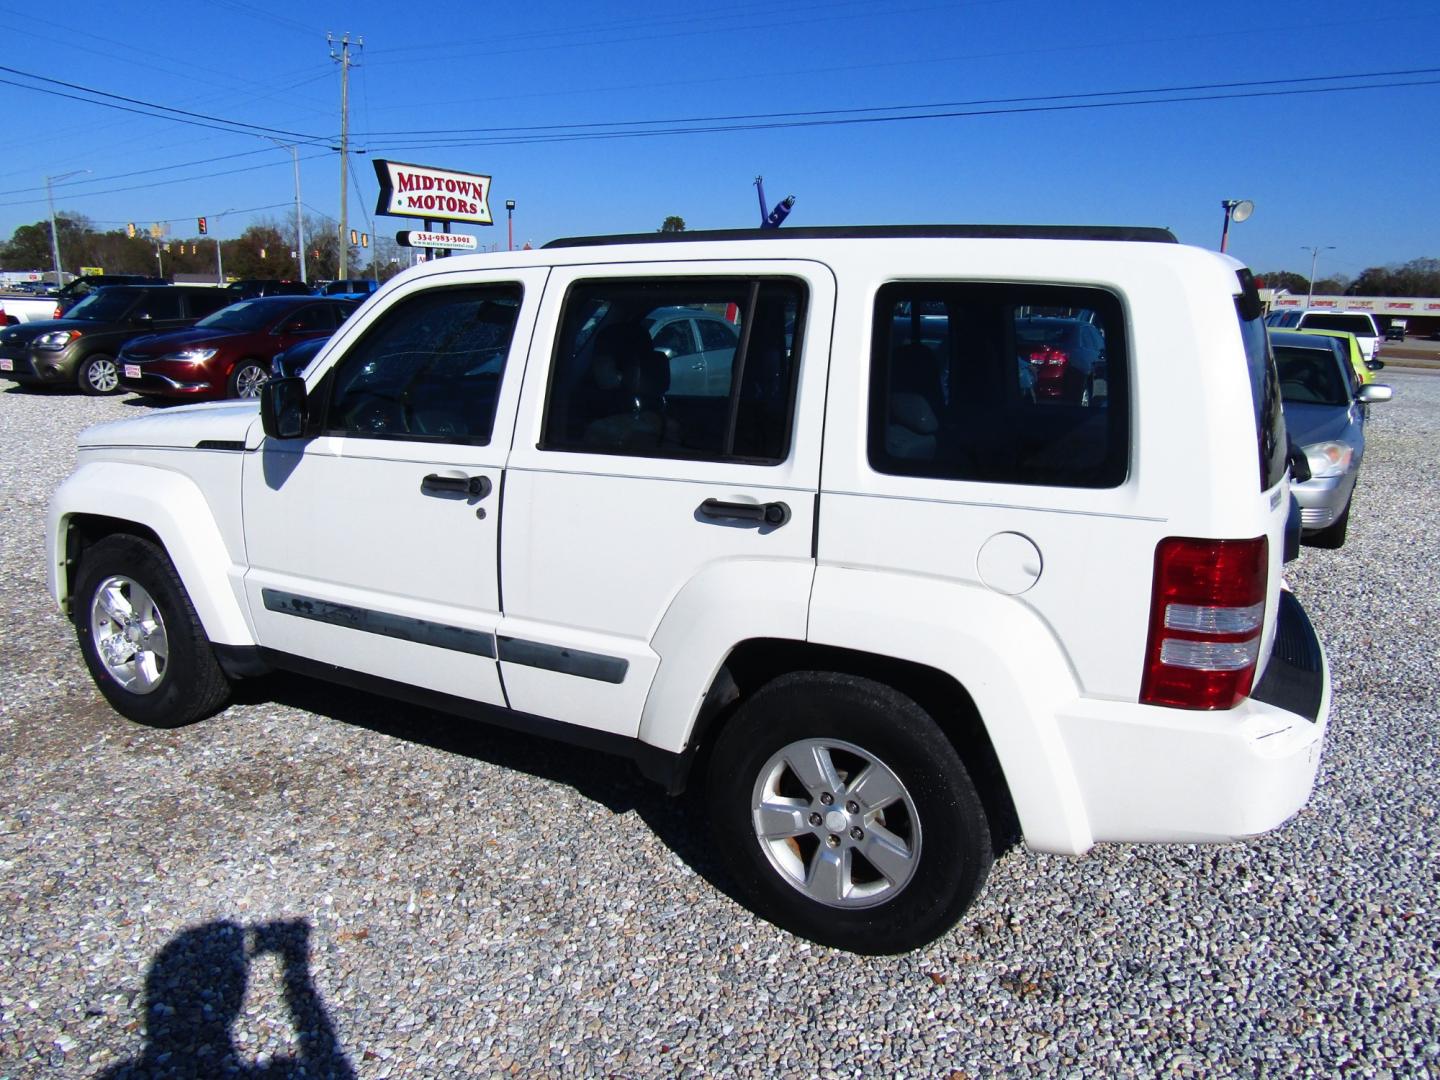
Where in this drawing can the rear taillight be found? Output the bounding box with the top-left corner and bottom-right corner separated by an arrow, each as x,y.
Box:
1140,536 -> 1268,710
1029,346 -> 1069,367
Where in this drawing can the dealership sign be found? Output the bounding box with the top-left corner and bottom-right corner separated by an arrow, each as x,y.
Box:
396,230 -> 478,251
373,159 -> 493,226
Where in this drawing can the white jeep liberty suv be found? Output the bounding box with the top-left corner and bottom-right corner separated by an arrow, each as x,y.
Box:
46,225 -> 1329,953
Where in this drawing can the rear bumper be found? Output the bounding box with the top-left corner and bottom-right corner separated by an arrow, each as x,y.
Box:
1054,589 -> 1329,850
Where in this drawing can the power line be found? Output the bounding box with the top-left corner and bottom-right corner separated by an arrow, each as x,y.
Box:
0,153 -> 332,209
357,66 -> 1440,141
0,64 -> 331,144
362,73 -> 1440,153
0,148 -> 284,197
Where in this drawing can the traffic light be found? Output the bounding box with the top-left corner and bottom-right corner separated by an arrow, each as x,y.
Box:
260,247 -> 267,260
126,222 -> 136,238
350,229 -> 358,246
361,232 -> 369,249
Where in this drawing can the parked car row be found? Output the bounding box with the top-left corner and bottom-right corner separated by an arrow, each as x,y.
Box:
1269,327 -> 1392,549
0,282 -> 360,399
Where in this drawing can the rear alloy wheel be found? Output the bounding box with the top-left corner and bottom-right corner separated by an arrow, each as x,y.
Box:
228,360 -> 269,399
73,534 -> 231,727
708,672 -> 993,953
77,354 -> 119,395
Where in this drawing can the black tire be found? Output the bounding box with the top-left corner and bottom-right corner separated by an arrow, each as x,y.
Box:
227,359 -> 269,399
76,353 -> 120,395
707,672 -> 993,954
73,534 -> 231,727
1306,499 -> 1350,549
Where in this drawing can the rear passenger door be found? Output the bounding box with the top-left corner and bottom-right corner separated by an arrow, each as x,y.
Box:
501,262 -> 834,736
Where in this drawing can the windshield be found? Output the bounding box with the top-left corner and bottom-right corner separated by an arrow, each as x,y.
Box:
1274,346 -> 1350,407
65,290 -> 137,322
195,300 -> 278,332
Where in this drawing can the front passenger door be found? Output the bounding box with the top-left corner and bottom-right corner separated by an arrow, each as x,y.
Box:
241,270 -> 547,706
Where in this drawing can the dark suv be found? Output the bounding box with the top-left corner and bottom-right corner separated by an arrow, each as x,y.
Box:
55,275 -> 164,315
224,279 -> 313,301
0,286 -> 231,394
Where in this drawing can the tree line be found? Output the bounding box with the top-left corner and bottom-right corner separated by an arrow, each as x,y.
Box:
1258,257 -> 1440,297
1,213 -> 407,283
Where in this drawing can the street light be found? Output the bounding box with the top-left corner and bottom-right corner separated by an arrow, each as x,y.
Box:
506,200 -> 516,252
1219,199 -> 1253,254
1301,245 -> 1336,309
212,208 -> 236,285
44,169 -> 90,285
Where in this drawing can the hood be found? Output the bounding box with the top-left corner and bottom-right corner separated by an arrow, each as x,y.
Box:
1282,401 -> 1357,447
78,399 -> 260,451
0,317 -> 96,343
121,327 -> 243,357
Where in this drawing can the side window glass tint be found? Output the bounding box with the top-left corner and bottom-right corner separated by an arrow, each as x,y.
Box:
541,278 -> 805,463
870,283 -> 1128,488
142,291 -> 184,320
325,284 -> 522,444
286,305 -> 335,332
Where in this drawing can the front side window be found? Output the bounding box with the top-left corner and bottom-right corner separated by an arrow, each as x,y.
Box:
870,282 -> 1129,488
323,284 -> 522,444
138,291 -> 184,320
542,277 -> 806,463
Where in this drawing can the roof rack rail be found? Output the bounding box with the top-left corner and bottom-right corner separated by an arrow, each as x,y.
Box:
544,224 -> 1178,249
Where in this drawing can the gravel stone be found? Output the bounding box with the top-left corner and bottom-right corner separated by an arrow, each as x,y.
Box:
1,376 -> 1437,1077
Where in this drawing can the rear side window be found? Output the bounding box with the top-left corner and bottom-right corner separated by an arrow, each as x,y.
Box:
869,282 -> 1128,488
541,278 -> 805,463
1300,313 -> 1374,336
1237,274 -> 1287,491
185,290 -> 231,318
323,284 -> 522,444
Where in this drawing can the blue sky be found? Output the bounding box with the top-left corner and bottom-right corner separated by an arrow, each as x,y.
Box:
1,0 -> 1437,278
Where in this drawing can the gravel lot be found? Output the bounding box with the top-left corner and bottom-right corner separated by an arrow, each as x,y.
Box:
1,375 -> 1437,1079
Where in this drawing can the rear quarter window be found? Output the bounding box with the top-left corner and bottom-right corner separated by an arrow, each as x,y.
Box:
869,282 -> 1129,488
1237,272 -> 1287,491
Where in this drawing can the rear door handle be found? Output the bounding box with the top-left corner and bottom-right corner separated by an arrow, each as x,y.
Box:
421,473 -> 492,498
699,498 -> 790,526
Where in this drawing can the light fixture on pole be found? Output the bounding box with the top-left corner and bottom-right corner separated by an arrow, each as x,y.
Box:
44,169 -> 90,286
505,200 -> 516,251
213,208 -> 236,285
1219,199 -> 1253,253
1300,245 -> 1336,309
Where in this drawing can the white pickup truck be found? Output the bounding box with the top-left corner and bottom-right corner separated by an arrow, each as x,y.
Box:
0,290 -> 61,325
46,225 -> 1330,953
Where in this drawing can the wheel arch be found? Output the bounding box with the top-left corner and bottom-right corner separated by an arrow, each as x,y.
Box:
672,638 -> 1021,855
48,463 -> 255,647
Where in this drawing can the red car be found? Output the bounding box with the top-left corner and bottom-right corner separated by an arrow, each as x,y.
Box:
117,295 -> 357,400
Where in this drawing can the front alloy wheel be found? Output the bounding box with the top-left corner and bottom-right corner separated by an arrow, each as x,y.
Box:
231,361 -> 269,399
89,575 -> 169,693
79,355 -> 119,395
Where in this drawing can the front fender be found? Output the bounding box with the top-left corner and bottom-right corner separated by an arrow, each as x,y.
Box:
47,460 -> 255,646
807,565 -> 1094,855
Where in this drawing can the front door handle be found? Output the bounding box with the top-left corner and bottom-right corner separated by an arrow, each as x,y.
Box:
421,473 -> 491,498
699,498 -> 790,527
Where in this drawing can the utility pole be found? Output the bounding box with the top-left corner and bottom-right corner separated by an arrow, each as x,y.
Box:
329,32 -> 362,281
44,169 -> 89,286
1301,245 -> 1335,309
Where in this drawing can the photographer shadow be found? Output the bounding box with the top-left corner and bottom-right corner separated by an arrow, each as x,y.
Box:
100,918 -> 355,1080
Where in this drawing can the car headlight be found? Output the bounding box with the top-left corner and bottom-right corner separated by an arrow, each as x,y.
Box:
160,348 -> 218,363
1302,440 -> 1354,478
34,329 -> 81,350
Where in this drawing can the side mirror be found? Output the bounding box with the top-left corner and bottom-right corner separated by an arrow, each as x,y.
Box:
260,377 -> 308,439
1357,383 -> 1392,404
1365,358 -> 1385,371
